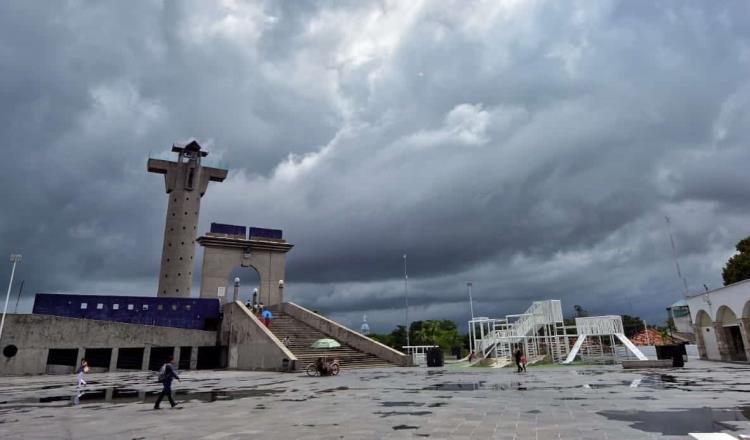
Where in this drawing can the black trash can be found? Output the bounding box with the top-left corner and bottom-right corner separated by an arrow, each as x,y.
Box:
426,347 -> 444,367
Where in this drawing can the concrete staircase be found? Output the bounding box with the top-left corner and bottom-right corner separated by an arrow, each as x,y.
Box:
269,312 -> 393,370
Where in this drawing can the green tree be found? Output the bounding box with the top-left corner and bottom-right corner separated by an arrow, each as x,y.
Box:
723,236 -> 750,286
573,305 -> 588,318
621,315 -> 645,338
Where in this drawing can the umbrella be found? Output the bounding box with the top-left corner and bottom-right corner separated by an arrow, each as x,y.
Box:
310,338 -> 341,349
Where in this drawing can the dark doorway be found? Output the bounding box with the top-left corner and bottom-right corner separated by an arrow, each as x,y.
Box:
84,348 -> 112,369
196,346 -> 223,369
179,346 -> 192,370
116,347 -> 145,370
149,347 -> 175,371
726,326 -> 747,361
47,348 -> 78,367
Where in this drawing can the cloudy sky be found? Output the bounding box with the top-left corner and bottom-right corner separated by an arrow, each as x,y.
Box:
2,0 -> 749,332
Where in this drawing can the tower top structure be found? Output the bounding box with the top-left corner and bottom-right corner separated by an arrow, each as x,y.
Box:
148,141 -> 228,298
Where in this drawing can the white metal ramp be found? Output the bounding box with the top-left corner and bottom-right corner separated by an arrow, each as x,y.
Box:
562,335 -> 587,364
614,333 -> 648,361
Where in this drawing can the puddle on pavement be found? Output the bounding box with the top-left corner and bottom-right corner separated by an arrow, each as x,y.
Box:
375,411 -> 432,418
423,381 -> 528,392
0,387 -> 284,410
423,382 -> 485,391
381,401 -> 424,407
598,407 -> 750,435
392,424 -> 420,430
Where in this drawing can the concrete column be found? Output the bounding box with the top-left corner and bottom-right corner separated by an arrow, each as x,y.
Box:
694,325 -> 707,360
109,348 -> 119,372
76,346 -> 85,366
142,345 -> 151,371
173,346 -> 181,368
737,318 -> 750,361
713,322 -> 731,361
190,346 -> 198,369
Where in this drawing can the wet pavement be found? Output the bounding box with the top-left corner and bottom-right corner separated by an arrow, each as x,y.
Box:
1,360 -> 749,439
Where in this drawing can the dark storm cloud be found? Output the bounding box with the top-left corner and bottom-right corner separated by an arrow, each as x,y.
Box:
1,1 -> 749,331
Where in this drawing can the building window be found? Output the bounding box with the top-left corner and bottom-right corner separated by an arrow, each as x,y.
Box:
185,305 -> 192,311
172,304 -> 178,311
96,303 -> 104,310
142,304 -> 149,311
80,303 -> 88,310
127,304 -> 134,310
113,304 -> 119,310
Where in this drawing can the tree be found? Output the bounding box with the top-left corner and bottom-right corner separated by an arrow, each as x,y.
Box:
573,305 -> 588,318
621,315 -> 645,338
723,236 -> 750,286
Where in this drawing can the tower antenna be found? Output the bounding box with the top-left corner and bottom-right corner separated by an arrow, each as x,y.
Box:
665,216 -> 689,298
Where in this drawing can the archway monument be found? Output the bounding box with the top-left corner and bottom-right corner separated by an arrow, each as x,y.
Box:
148,142 -> 409,370
197,224 -> 292,306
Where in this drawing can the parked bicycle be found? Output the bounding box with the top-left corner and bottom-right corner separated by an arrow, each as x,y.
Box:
306,357 -> 340,376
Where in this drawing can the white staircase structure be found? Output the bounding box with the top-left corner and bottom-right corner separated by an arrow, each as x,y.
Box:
469,300 -> 570,366
562,316 -> 647,364
470,301 -> 647,367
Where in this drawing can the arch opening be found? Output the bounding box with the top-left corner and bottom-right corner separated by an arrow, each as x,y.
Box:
695,309 -> 720,360
716,305 -> 746,361
228,266 -> 261,306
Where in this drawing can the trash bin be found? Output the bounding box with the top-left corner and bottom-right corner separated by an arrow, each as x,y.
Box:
426,347 -> 444,367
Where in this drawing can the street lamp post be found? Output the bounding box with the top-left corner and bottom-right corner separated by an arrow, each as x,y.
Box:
0,254 -> 22,343
467,281 -> 475,319
403,254 -> 410,350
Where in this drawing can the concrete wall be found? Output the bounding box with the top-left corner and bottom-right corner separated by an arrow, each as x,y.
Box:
220,301 -> 297,371
280,302 -> 410,367
0,314 -> 216,376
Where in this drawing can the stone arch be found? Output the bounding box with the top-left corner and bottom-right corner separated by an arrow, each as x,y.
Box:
695,309 -> 712,327
716,305 -> 738,326
197,229 -> 293,306
695,309 -> 720,360
715,305 -> 746,361
227,265 -> 261,304
743,300 -> 750,320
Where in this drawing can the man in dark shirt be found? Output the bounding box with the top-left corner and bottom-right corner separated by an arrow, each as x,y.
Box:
514,349 -> 523,373
154,355 -> 180,409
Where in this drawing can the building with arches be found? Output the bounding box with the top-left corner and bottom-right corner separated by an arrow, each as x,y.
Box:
686,279 -> 750,362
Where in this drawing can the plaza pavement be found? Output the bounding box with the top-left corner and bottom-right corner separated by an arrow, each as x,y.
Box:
1,360 -> 749,439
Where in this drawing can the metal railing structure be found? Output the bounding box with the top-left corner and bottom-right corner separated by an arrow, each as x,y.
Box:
469,300 -> 647,366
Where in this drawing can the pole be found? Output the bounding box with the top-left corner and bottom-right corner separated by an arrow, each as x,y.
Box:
403,254 -> 410,350
0,255 -> 21,343
467,282 -> 475,319
13,280 -> 24,314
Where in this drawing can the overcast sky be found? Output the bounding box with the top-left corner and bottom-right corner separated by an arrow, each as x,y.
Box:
2,0 -> 749,332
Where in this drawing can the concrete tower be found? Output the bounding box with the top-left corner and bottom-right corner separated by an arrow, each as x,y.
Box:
148,141 -> 228,298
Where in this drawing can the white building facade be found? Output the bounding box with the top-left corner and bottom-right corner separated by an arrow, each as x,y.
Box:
685,279 -> 750,362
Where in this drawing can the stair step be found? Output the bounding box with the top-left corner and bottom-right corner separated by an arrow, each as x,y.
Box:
267,311 -> 394,370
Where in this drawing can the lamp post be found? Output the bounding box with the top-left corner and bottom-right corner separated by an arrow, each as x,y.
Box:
467,281 -> 475,319
403,254 -> 410,350
0,254 -> 22,343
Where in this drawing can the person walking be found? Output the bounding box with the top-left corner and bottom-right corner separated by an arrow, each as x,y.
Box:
520,353 -> 528,372
154,355 -> 180,410
514,349 -> 523,373
77,359 -> 89,387
261,309 -> 273,328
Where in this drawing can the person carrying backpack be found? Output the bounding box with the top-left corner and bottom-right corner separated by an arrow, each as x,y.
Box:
154,355 -> 180,410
